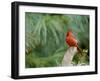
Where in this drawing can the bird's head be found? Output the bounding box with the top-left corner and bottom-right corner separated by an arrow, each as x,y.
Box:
66,28 -> 73,36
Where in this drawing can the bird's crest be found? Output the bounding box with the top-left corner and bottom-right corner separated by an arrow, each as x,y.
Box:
66,28 -> 73,36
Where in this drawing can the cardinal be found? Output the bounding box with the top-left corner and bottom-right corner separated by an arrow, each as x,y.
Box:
66,29 -> 82,54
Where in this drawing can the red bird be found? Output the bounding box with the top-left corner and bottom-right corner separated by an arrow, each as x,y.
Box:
66,29 -> 81,53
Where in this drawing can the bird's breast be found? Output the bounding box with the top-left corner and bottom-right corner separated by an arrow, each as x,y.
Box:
66,36 -> 77,47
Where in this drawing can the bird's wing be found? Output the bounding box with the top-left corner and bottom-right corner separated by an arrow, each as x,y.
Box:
66,36 -> 78,46
71,36 -> 78,44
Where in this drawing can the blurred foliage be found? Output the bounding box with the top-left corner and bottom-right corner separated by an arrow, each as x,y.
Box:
25,12 -> 89,68
72,49 -> 89,65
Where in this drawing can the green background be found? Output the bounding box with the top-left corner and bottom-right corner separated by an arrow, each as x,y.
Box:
25,12 -> 89,68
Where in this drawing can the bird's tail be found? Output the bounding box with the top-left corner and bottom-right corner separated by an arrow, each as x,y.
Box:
76,46 -> 82,55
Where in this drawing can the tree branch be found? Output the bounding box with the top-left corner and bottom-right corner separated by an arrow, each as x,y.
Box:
61,47 -> 77,66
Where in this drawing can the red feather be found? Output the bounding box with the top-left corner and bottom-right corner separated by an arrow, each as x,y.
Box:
66,30 -> 82,54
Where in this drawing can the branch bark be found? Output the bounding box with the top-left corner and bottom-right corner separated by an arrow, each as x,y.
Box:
61,47 -> 77,66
